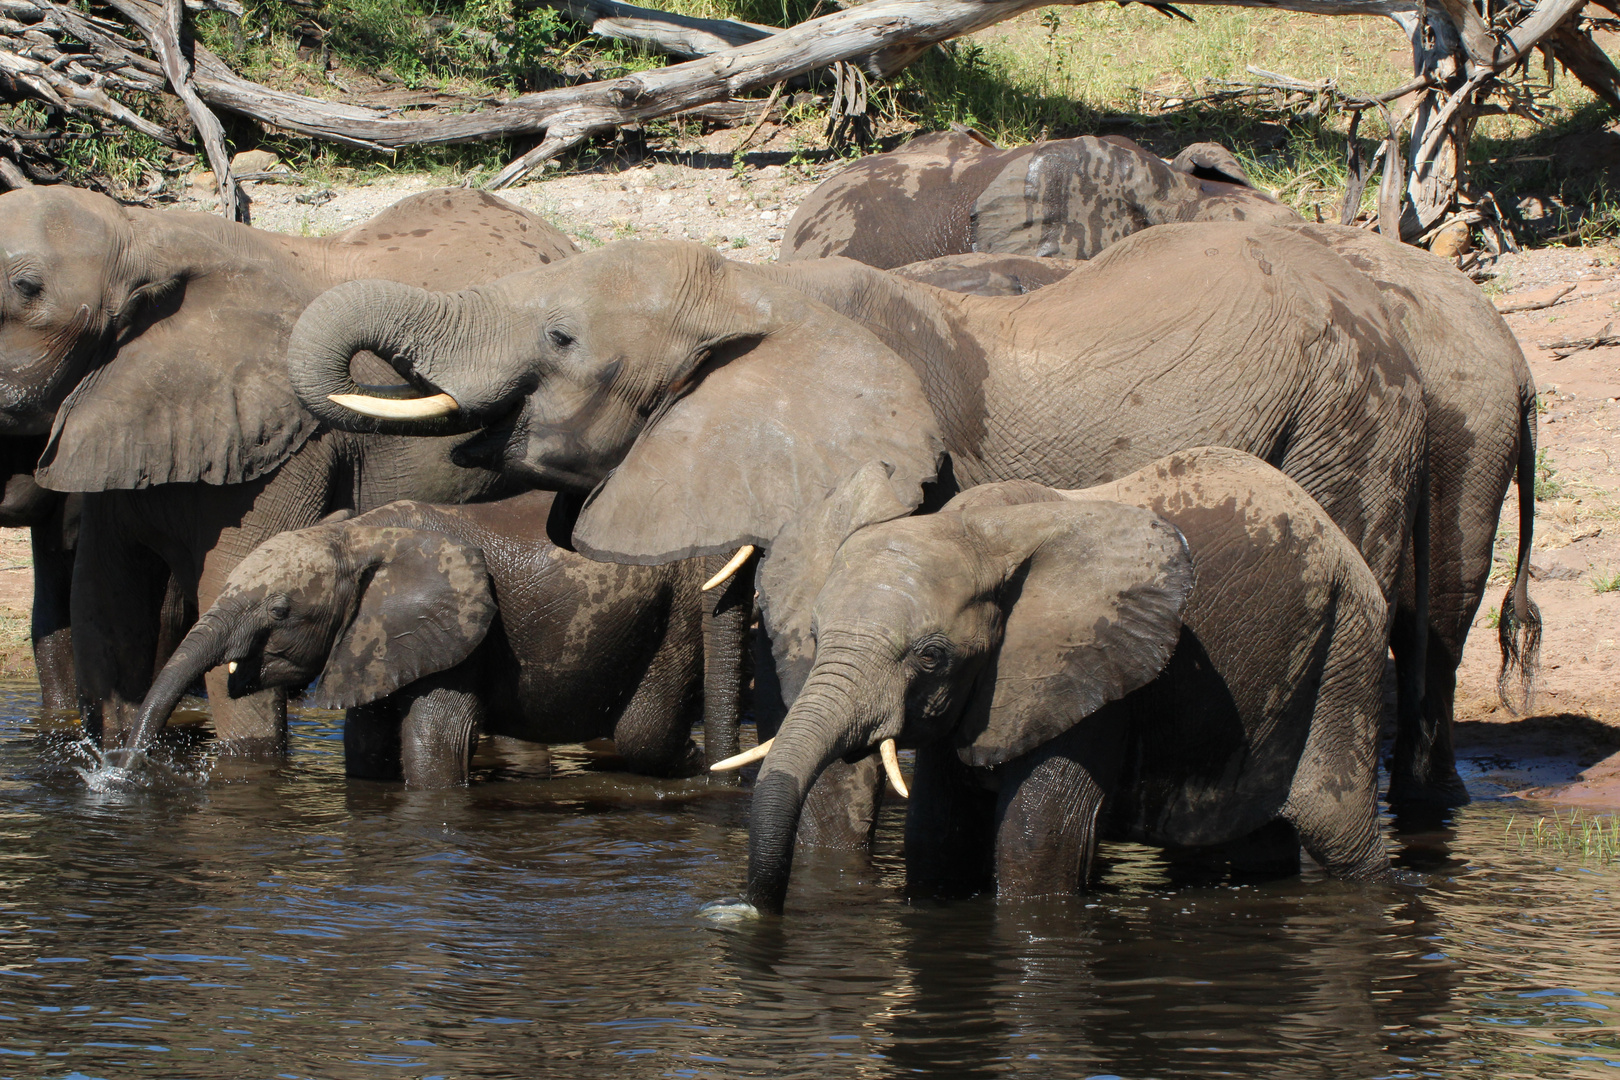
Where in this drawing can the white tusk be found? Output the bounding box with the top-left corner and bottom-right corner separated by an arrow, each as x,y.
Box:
327,391 -> 459,420
710,737 -> 773,772
881,738 -> 909,798
701,545 -> 756,592
227,661 -> 238,674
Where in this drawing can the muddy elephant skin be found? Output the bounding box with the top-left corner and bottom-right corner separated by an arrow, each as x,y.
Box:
779,130 -> 1299,268
130,491 -> 751,787
0,185 -> 578,749
743,449 -> 1390,912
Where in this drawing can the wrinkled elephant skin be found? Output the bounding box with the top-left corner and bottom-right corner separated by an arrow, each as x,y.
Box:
743,448 -> 1390,911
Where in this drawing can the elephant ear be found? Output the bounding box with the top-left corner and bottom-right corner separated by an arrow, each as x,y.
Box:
755,460 -> 920,702
970,137 -> 1175,260
34,265 -> 326,491
313,527 -> 496,709
570,283 -> 943,567
1170,142 -> 1253,187
953,499 -> 1194,768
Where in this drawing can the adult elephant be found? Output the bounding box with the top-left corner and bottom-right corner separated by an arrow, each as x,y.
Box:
889,224 -> 1539,807
0,185 -> 579,750
0,435 -> 74,710
287,222 -> 1426,839
779,129 -> 1299,268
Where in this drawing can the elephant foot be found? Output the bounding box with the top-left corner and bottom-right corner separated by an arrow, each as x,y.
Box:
1386,766 -> 1471,810
213,735 -> 290,760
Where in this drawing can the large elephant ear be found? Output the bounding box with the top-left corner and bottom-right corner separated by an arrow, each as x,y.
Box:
34,267 -> 327,491
953,500 -> 1194,768
570,283 -> 944,567
313,527 -> 496,709
755,460 -> 921,701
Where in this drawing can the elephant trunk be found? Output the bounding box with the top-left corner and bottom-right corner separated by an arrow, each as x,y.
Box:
128,611 -> 234,751
287,279 -> 512,436
744,650 -> 890,914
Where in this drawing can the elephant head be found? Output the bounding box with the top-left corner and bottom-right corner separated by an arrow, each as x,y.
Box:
0,187 -> 160,436
129,522 -> 496,749
737,469 -> 1194,913
287,241 -> 946,565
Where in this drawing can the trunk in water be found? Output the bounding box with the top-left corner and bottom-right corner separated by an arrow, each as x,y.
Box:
744,667 -> 872,913
286,279 -> 509,436
127,614 -> 232,750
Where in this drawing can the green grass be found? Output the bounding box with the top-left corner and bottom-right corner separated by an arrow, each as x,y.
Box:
1507,811 -> 1620,866
1535,448 -> 1565,503
1593,569 -> 1620,595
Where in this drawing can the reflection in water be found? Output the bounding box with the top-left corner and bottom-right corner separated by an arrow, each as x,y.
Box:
0,681 -> 1617,1077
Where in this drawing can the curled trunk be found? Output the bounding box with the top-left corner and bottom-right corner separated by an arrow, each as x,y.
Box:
127,612 -> 232,750
286,279 -> 510,436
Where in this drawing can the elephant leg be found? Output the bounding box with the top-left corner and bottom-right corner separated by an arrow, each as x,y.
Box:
203,672 -> 288,755
345,700 -> 404,781
992,722 -> 1117,899
399,677 -> 484,789
152,572 -> 195,682
796,756 -> 886,851
71,504 -> 171,747
905,741 -> 997,898
614,619 -> 705,778
1389,472 -> 1468,808
700,551 -> 756,771
1284,601 -> 1390,881
29,504 -> 75,713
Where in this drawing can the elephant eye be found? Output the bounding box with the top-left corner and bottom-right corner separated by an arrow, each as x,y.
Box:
268,596 -> 291,621
913,639 -> 950,673
548,328 -> 575,349
12,276 -> 41,299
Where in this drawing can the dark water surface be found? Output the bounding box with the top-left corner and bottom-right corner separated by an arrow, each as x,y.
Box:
1,682 -> 1618,1079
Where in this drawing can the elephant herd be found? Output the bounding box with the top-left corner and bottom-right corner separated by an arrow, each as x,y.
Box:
0,129 -> 1539,914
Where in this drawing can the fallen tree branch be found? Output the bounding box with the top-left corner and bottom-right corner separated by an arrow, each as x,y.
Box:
538,0 -> 776,58
1539,322 -> 1619,358
143,0 -> 245,220
1495,283 -> 1575,314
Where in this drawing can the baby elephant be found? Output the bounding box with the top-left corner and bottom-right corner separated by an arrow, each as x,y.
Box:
131,492 -> 746,786
736,448 -> 1390,912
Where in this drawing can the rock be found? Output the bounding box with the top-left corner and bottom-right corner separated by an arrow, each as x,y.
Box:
187,169 -> 216,195
231,149 -> 280,174
1429,219 -> 1472,260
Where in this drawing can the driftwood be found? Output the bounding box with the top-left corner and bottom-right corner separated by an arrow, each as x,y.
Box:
1494,283 -> 1575,313
1539,322 -> 1620,358
0,0 -> 1613,224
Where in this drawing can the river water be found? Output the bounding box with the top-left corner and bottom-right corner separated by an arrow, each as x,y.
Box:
1,681 -> 1617,1079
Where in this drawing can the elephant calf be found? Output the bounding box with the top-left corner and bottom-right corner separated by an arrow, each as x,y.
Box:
130,492 -> 748,787
734,448 -> 1390,912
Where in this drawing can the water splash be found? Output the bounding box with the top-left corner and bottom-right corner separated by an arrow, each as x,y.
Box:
69,739 -> 209,793
697,898 -> 762,923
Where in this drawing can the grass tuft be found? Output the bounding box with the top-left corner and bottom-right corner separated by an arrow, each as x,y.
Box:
1508,811 -> 1620,866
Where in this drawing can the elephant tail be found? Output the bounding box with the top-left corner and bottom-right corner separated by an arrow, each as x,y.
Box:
1497,391 -> 1541,714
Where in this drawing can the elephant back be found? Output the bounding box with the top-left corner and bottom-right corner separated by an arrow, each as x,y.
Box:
325,189 -> 579,289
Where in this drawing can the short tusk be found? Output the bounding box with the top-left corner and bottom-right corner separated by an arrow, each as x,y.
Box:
227,661 -> 238,674
881,738 -> 909,798
701,545 -> 756,592
710,737 -> 773,772
327,391 -> 460,420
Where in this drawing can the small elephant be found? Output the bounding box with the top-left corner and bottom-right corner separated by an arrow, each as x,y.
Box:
779,129 -> 1298,267
129,492 -> 750,787
736,448 -> 1390,912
